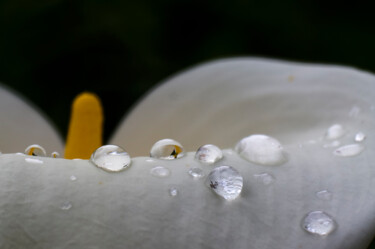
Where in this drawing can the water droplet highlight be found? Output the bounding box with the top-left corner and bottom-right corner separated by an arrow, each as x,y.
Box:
188,168 -> 205,178
150,166 -> 170,177
70,175 -> 77,181
333,144 -> 364,157
354,132 -> 366,142
316,190 -> 332,201
60,202 -> 72,211
169,187 -> 179,197
325,124 -> 345,140
25,157 -> 44,164
90,145 -> 131,172
235,134 -> 286,166
150,139 -> 184,160
253,173 -> 275,185
195,144 -> 223,164
51,151 -> 60,158
25,144 -> 46,157
302,211 -> 336,236
205,166 -> 243,201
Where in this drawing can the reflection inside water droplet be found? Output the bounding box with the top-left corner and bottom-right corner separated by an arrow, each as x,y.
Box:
253,173 -> 275,185
354,132 -> 366,142
316,190 -> 332,201
150,139 -> 185,160
188,168 -> 205,178
25,144 -> 46,157
235,134 -> 286,166
90,145 -> 131,172
333,144 -> 364,157
325,124 -> 345,140
302,211 -> 336,236
150,166 -> 170,177
195,144 -> 223,164
206,166 -> 243,201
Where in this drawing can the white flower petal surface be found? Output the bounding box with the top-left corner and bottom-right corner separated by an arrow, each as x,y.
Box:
0,84 -> 64,153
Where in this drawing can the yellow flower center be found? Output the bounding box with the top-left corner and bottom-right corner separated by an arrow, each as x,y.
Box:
64,92 -> 103,159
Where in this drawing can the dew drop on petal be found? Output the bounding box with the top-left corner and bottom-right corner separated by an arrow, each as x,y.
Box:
205,166 -> 243,201
316,190 -> 332,201
354,132 -> 366,142
169,187 -> 179,197
90,145 -> 131,172
60,202 -> 72,211
25,144 -> 46,157
150,166 -> 170,177
25,157 -> 44,164
51,151 -> 60,158
70,175 -> 77,181
150,139 -> 184,160
323,140 -> 340,148
188,167 -> 205,178
235,134 -> 286,166
333,144 -> 365,157
195,144 -> 223,164
325,124 -> 345,140
253,173 -> 275,185
302,211 -> 336,236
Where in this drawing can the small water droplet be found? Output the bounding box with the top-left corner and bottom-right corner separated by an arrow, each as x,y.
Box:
150,166 -> 170,177
316,190 -> 332,201
205,166 -> 243,201
70,175 -> 77,181
354,132 -> 366,142
25,157 -> 44,164
323,140 -> 340,148
195,144 -> 223,164
302,211 -> 336,236
348,106 -> 361,117
253,173 -> 275,185
51,151 -> 60,158
90,145 -> 131,172
325,124 -> 345,140
235,134 -> 286,166
150,139 -> 185,160
333,144 -> 365,157
60,202 -> 72,211
25,144 -> 46,157
145,158 -> 155,163
188,168 -> 205,178
169,187 -> 179,197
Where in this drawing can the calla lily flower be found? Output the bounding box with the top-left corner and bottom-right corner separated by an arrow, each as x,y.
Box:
0,57 -> 375,249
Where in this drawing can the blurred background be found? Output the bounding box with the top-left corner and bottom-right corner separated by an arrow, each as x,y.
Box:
0,0 -> 374,141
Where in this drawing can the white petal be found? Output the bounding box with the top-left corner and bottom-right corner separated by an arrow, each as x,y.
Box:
110,57 -> 375,157
0,84 -> 64,153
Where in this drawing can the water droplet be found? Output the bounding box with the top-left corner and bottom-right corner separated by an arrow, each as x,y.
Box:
60,202 -> 72,211
169,187 -> 179,197
325,124 -> 345,140
349,106 -> 361,117
323,140 -> 340,148
302,211 -> 336,236
235,134 -> 286,166
150,139 -> 185,160
25,144 -> 46,157
150,166 -> 170,177
25,157 -> 44,164
188,168 -> 205,178
316,190 -> 332,201
354,132 -> 366,142
90,145 -> 131,172
70,175 -> 77,181
253,173 -> 275,185
145,158 -> 155,163
195,144 -> 223,164
205,166 -> 243,201
333,144 -> 365,157
51,151 -> 60,158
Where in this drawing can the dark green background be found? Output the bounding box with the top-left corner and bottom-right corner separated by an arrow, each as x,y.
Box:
0,0 -> 374,142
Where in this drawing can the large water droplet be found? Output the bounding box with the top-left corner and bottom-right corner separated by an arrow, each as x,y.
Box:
333,144 -> 365,157
354,132 -> 366,142
60,202 -> 72,211
188,168 -> 205,178
169,187 -> 179,197
235,134 -> 286,166
150,139 -> 184,160
25,144 -> 46,157
302,211 -> 336,236
316,190 -> 332,201
195,144 -> 223,164
205,166 -> 243,201
253,173 -> 275,185
90,145 -> 131,172
325,124 -> 345,140
25,157 -> 44,164
150,166 -> 170,177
